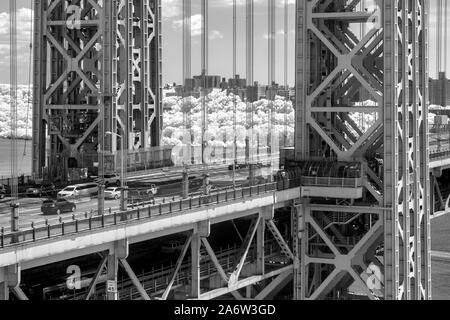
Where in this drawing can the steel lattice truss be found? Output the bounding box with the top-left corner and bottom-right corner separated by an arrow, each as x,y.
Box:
295,0 -> 431,300
113,0 -> 162,152
33,0 -> 162,179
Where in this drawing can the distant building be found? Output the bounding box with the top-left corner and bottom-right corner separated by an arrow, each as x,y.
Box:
429,72 -> 450,107
163,74 -> 295,103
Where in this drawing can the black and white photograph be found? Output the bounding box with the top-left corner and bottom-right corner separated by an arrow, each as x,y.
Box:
0,0 -> 449,309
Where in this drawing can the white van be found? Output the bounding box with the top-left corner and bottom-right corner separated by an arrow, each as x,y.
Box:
58,183 -> 98,199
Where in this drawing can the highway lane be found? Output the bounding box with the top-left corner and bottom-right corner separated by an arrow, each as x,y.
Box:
0,167 -> 269,232
0,197 -> 121,230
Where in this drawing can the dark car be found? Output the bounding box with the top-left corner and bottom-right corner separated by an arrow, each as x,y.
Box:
228,162 -> 249,171
27,183 -> 56,198
41,199 -> 76,215
228,162 -> 263,171
128,188 -> 156,204
0,185 -> 7,199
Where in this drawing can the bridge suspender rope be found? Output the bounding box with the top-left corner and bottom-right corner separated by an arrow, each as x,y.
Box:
232,0 -> 237,188
9,0 -> 19,235
283,0 -> 289,147
445,0 -> 448,83
23,0 -> 33,158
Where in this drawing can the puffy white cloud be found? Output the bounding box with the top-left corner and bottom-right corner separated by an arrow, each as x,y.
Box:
209,30 -> 224,40
161,88 -> 295,148
0,8 -> 33,43
0,84 -> 32,139
162,0 -> 182,19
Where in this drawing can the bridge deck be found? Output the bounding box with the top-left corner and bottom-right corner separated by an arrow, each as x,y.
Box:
0,182 -> 300,271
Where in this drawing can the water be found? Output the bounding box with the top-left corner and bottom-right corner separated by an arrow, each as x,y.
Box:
0,138 -> 32,178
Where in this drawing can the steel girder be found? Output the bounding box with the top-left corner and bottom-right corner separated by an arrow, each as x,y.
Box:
153,210 -> 296,301
295,0 -> 431,300
32,0 -> 162,179
383,0 -> 431,300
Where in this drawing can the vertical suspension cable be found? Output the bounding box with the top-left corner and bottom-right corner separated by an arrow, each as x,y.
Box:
10,0 -> 19,227
182,0 -> 192,164
283,0 -> 288,147
360,0 -> 366,130
24,0 -> 34,157
183,0 -> 191,86
246,0 -> 254,86
201,0 -> 208,165
445,0 -> 448,77
268,0 -> 275,86
201,0 -> 208,75
437,0 -> 442,76
445,0 -> 448,107
233,0 -> 237,80
268,0 -> 275,165
232,0 -> 237,186
246,0 -> 254,166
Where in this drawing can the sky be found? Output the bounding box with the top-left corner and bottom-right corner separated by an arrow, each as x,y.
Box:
0,0 -> 446,86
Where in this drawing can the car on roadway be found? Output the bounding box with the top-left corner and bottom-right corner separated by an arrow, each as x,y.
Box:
228,162 -> 249,171
94,173 -> 121,186
57,183 -> 98,199
147,184 -> 158,196
0,185 -> 7,199
26,183 -> 56,198
104,187 -> 123,200
41,198 -> 76,215
227,162 -> 264,171
128,185 -> 158,204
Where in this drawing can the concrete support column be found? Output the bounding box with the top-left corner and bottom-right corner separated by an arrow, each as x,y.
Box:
120,187 -> 129,212
10,203 -> 19,232
107,240 -> 129,300
0,265 -> 20,301
246,285 -> 253,299
249,163 -> 256,186
98,184 -> 105,216
10,203 -> 20,243
0,282 -> 8,300
182,168 -> 189,199
106,254 -> 119,300
191,232 -> 201,298
256,215 -> 265,275
191,220 -> 210,299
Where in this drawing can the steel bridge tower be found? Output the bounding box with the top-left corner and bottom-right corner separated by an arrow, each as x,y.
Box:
32,0 -> 162,181
294,0 -> 431,299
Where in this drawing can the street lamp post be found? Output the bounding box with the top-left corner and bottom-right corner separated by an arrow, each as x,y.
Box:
106,130 -> 127,212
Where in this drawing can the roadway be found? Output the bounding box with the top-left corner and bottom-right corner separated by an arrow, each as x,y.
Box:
0,166 -> 268,232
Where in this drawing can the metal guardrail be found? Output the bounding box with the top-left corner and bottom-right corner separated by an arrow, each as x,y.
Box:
301,176 -> 362,188
0,180 -> 293,249
430,149 -> 450,160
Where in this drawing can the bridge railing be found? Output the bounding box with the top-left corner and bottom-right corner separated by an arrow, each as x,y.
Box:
301,176 -> 362,188
430,149 -> 450,159
0,179 -> 300,249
